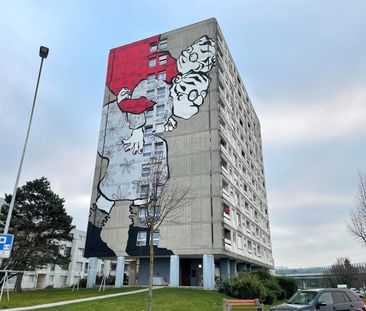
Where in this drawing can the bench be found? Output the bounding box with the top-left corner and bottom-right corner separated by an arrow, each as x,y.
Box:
223,299 -> 263,311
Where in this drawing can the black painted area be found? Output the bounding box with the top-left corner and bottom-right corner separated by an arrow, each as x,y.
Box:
84,222 -> 116,258
125,224 -> 173,256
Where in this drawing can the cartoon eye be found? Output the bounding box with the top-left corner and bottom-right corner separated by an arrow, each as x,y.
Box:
189,52 -> 198,62
188,90 -> 198,102
200,90 -> 207,98
186,46 -> 193,53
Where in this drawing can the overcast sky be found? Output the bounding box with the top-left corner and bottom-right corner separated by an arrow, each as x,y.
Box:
1,0 -> 365,268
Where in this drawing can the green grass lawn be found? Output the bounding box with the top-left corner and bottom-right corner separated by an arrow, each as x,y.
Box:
21,288 -> 281,311
0,286 -> 143,309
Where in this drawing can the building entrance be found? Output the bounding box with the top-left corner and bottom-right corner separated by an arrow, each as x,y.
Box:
180,258 -> 203,286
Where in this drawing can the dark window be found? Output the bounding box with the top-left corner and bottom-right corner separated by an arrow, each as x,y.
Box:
224,229 -> 231,240
149,43 -> 157,53
64,247 -> 71,257
332,292 -> 346,304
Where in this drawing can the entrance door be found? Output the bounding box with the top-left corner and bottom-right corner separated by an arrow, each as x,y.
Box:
181,259 -> 190,286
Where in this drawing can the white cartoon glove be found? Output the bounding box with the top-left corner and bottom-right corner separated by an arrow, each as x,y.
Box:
164,117 -> 177,132
122,128 -> 144,155
117,88 -> 131,102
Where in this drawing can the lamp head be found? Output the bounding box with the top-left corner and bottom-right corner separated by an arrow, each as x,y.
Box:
39,46 -> 49,59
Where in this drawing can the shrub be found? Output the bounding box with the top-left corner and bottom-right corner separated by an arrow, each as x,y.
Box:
221,272 -> 265,300
263,289 -> 276,304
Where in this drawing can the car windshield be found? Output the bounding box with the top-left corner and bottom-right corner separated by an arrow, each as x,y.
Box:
288,291 -> 318,305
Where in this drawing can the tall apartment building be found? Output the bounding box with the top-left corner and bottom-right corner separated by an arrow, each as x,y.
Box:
85,18 -> 273,289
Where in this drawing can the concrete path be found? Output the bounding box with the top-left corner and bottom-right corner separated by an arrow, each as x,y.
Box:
4,287 -> 158,311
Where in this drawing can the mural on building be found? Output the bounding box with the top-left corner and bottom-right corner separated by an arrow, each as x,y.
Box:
85,35 -> 216,257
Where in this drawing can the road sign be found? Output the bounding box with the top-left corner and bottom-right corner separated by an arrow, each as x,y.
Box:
0,234 -> 14,259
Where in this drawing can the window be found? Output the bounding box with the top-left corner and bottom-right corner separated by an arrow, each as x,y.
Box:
159,39 -> 167,49
236,213 -> 241,227
247,240 -> 252,253
156,105 -> 165,116
158,54 -> 167,65
221,158 -> 228,171
156,185 -> 163,197
154,142 -> 164,156
84,263 -> 88,273
238,235 -> 243,250
137,231 -> 147,246
148,58 -> 156,68
49,263 -> 55,271
141,185 -> 149,198
157,87 -> 165,99
142,165 -> 150,177
146,108 -> 154,119
147,74 -> 155,84
152,205 -> 161,218
78,248 -> 84,257
158,71 -> 166,81
139,208 -> 146,222
235,192 -> 240,206
245,201 -> 250,213
64,247 -> 71,257
220,138 -> 227,150
318,292 -> 333,305
224,229 -> 231,241
332,292 -> 347,304
222,180 -> 229,194
146,89 -> 155,100
153,231 -> 160,246
223,203 -> 230,216
143,144 -> 152,157
149,42 -> 157,53
144,126 -> 153,139
111,263 -> 117,271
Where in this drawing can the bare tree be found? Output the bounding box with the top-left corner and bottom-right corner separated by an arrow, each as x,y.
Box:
135,155 -> 189,311
349,172 -> 366,245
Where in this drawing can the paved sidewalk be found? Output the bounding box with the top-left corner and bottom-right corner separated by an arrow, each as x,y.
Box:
3,287 -> 156,311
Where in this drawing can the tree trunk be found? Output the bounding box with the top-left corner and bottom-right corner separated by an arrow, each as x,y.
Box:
148,226 -> 154,311
14,272 -> 24,293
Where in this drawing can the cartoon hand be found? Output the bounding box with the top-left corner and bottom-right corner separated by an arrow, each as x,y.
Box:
164,117 -> 177,132
122,128 -> 144,155
117,88 -> 131,103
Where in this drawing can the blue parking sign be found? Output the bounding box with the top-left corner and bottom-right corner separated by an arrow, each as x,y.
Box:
0,234 -> 14,258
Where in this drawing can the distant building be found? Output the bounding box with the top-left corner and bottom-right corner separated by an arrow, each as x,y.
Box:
276,263 -> 366,289
6,229 -> 110,289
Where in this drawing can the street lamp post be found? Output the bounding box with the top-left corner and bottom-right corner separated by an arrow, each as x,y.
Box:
3,46 -> 49,235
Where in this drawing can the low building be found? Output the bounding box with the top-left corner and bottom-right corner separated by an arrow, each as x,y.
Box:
6,229 -> 107,289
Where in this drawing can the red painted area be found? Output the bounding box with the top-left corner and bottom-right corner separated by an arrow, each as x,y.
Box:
106,35 -> 178,114
119,97 -> 153,114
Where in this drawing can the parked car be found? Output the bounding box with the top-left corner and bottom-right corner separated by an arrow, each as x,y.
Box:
270,288 -> 366,311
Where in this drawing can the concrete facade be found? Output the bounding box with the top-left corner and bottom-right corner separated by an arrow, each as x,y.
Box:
85,18 -> 273,287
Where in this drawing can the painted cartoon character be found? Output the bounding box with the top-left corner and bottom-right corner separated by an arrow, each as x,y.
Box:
87,35 -> 216,256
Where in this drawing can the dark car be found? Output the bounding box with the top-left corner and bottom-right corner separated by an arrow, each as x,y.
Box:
270,288 -> 366,311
